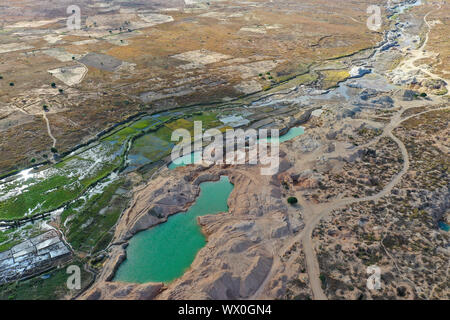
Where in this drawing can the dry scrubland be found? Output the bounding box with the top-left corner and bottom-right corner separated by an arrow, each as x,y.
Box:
0,0 -> 449,301
314,109 -> 449,300
81,94 -> 449,300
0,0 -> 385,175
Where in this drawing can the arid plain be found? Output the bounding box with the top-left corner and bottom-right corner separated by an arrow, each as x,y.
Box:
0,0 -> 448,300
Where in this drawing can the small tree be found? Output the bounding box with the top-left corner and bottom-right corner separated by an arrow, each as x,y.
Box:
319,274 -> 326,286
287,197 -> 298,205
51,83 -> 56,88
51,147 -> 58,153
43,105 -> 49,112
9,82 -> 14,86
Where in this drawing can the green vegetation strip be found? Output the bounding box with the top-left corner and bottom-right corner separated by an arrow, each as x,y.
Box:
0,116 -> 163,221
61,179 -> 128,254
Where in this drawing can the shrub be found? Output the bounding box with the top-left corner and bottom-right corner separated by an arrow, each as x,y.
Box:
319,274 -> 326,286
51,83 -> 56,88
287,197 -> 298,205
51,147 -> 58,153
9,82 -> 14,86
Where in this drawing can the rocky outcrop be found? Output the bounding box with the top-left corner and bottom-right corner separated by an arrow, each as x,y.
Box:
99,245 -> 127,282
239,255 -> 273,297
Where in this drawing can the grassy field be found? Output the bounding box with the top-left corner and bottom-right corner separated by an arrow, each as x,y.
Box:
0,110 -> 218,243
0,158 -> 121,220
0,116 -> 151,220
320,70 -> 351,89
61,178 -> 128,254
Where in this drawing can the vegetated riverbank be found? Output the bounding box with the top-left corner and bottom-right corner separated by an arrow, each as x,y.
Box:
0,102 -> 313,224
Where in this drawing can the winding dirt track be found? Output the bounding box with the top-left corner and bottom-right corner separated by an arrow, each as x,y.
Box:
300,105 -> 411,300
250,3 -> 450,300
297,3 -> 450,300
42,111 -> 57,148
307,103 -> 449,299
249,101 -> 448,300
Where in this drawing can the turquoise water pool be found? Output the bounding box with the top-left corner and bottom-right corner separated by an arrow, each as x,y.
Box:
113,176 -> 234,283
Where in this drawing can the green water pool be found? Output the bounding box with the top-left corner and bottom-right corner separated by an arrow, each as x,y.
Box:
113,176 -> 234,283
263,126 -> 305,143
